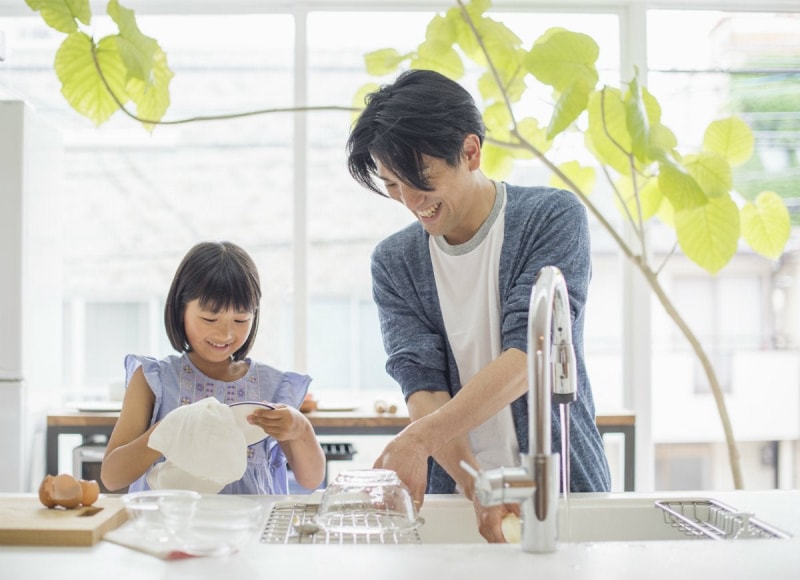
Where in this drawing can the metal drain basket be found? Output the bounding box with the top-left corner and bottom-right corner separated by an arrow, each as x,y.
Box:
655,499 -> 791,540
261,502 -> 422,545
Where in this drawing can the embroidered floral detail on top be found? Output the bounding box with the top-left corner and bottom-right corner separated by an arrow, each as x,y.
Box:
225,384 -> 236,403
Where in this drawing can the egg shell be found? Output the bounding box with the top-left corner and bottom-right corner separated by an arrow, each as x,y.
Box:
38,474 -> 57,508
51,473 -> 83,509
79,479 -> 101,506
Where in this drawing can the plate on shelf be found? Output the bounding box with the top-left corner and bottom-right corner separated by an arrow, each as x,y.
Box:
314,402 -> 361,412
67,401 -> 123,413
228,401 -> 276,445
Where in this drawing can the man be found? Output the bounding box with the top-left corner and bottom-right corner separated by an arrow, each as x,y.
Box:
346,69 -> 610,543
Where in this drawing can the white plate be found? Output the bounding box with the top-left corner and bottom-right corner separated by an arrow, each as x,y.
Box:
228,401 -> 275,445
67,401 -> 123,412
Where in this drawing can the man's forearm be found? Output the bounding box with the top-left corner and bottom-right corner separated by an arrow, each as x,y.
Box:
410,347 -> 528,459
407,390 -> 480,497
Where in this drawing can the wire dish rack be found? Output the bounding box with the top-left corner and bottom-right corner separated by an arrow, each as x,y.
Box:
654,499 -> 791,540
261,502 -> 422,545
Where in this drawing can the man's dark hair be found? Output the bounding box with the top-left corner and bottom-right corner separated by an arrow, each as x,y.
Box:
346,69 -> 485,196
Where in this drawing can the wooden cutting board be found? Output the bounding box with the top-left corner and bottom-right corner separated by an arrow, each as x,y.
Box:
0,495 -> 128,546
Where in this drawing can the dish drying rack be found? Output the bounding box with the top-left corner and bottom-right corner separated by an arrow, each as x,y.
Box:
261,502 -> 421,545
654,499 -> 791,540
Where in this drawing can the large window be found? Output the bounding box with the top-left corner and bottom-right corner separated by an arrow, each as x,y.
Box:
1,1 -> 798,491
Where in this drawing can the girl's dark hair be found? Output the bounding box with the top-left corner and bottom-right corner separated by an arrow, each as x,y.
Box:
346,69 -> 486,196
164,241 -> 261,361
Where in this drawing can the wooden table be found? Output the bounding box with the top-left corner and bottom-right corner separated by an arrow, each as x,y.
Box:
596,412 -> 636,492
47,408 -> 635,490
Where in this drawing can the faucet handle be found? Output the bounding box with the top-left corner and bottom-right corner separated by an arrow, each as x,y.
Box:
460,461 -> 535,506
553,342 -> 577,403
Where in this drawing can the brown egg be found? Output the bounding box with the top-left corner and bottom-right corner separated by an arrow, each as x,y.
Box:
79,479 -> 100,506
38,474 -> 57,508
51,473 -> 83,509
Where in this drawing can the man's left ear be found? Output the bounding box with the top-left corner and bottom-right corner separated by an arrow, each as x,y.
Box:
463,134 -> 482,169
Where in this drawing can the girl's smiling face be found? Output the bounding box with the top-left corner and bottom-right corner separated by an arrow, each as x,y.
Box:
183,299 -> 254,363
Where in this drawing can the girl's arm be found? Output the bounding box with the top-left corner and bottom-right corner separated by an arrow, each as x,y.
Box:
101,368 -> 162,491
248,406 -> 326,490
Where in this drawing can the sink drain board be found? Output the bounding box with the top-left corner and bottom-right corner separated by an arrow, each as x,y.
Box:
655,499 -> 791,540
261,502 -> 421,545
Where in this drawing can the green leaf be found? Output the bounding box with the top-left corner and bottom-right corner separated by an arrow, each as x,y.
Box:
474,16 -> 522,69
364,48 -> 408,77
658,160 -> 708,211
477,66 -> 526,104
614,176 -> 663,223
26,0 -> 90,34
523,28 -> 598,93
647,122 -> 678,162
549,161 -> 596,195
674,195 -> 740,274
641,88 -> 677,161
125,45 -> 173,129
703,117 -> 754,167
481,141 -> 514,180
741,191 -> 791,259
55,32 -> 127,125
624,73 -> 649,164
451,6 -> 485,66
425,13 -> 458,46
657,192 -> 676,228
585,87 -> 631,175
683,152 -> 732,198
482,101 -> 513,140
351,82 -> 378,124
641,86 -> 663,123
516,117 -> 551,156
107,0 -> 158,83
411,40 -> 464,79
547,78 -> 591,139
462,0 -> 492,20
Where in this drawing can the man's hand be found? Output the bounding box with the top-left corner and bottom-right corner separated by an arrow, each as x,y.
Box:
472,498 -> 520,543
372,426 -> 430,508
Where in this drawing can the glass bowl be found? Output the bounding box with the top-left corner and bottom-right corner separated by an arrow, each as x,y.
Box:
180,495 -> 266,556
121,489 -> 202,542
315,469 -> 420,534
121,489 -> 201,529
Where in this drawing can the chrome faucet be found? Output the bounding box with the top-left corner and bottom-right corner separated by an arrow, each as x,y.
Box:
462,265 -> 577,553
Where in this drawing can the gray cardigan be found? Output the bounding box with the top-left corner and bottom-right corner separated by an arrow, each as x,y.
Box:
371,183 -> 611,493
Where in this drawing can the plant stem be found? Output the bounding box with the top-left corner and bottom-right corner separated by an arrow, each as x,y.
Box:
638,263 -> 744,489
457,4 -> 744,489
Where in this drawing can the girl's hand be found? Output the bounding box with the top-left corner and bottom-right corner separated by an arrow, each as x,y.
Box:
246,403 -> 307,442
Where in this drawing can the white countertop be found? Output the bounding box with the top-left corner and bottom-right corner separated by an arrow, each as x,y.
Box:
2,490 -> 799,580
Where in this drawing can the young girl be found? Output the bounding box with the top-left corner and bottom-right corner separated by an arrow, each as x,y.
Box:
101,241 -> 325,494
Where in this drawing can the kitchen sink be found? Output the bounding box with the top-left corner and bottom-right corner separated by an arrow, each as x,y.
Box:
416,495 -> 791,544
260,494 -> 791,545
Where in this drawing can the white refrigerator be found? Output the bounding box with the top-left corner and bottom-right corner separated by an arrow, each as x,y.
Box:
0,100 -> 63,492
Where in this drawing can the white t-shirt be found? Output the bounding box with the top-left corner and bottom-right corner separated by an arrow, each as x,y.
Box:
429,182 -> 520,473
